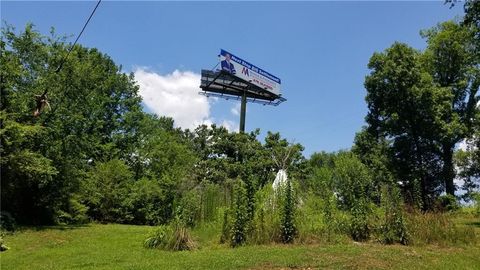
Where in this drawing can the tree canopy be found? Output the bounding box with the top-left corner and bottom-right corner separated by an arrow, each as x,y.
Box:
2,2 -> 480,227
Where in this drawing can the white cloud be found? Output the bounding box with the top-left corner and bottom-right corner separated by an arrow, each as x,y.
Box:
135,68 -> 210,130
220,120 -> 239,132
231,103 -> 241,116
134,68 -> 239,131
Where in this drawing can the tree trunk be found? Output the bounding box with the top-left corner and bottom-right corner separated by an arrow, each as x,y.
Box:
442,143 -> 456,196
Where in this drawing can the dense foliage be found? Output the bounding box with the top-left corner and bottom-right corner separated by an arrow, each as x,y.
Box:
357,18 -> 480,209
2,1 -> 480,250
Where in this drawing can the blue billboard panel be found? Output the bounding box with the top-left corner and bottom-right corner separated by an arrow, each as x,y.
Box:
219,49 -> 281,96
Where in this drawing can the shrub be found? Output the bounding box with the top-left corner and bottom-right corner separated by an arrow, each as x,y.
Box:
437,194 -> 460,212
55,196 -> 89,225
350,198 -> 371,242
307,167 -> 333,196
250,207 -> 268,244
329,153 -> 373,242
0,212 -> 16,232
281,180 -> 297,243
379,185 -> 409,245
144,223 -> 197,251
231,180 -> 248,247
248,185 -> 281,244
144,225 -> 172,249
81,159 -> 134,223
177,189 -> 202,227
333,152 -> 374,210
296,192 -> 349,244
126,179 -> 166,225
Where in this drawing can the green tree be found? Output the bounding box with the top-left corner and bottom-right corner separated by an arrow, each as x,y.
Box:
0,112 -> 58,224
455,146 -> 480,201
460,0 -> 480,49
363,42 -> 452,208
421,21 -> 479,196
1,23 -> 142,224
353,129 -> 394,203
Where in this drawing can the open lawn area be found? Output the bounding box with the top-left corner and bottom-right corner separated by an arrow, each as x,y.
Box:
1,218 -> 480,270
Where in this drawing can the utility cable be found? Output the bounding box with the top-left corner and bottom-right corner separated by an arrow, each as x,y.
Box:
34,0 -> 102,117
55,0 -> 102,73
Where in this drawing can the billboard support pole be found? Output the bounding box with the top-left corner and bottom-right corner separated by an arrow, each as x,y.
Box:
239,89 -> 247,133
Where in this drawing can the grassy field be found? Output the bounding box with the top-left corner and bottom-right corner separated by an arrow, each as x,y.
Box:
1,216 -> 480,270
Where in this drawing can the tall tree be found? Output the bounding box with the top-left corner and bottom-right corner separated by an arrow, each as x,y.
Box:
1,24 -> 143,224
363,42 -> 448,208
361,18 -> 480,205
447,0 -> 480,200
421,21 -> 480,196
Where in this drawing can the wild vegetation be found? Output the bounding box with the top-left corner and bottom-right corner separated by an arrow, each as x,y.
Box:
1,1 -> 480,269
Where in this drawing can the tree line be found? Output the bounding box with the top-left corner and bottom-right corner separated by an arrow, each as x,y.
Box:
1,1 -> 480,230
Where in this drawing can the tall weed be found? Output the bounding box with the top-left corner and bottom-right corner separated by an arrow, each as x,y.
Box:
407,212 -> 477,246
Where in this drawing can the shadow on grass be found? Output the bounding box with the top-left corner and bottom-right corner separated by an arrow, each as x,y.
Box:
465,221 -> 480,228
15,224 -> 92,232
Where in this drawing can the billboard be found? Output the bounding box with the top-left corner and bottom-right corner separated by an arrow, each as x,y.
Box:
219,49 -> 281,96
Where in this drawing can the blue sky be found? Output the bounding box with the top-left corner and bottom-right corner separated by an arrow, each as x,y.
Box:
2,1 -> 464,157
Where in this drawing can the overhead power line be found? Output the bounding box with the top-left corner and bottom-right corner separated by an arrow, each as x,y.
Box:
55,0 -> 102,73
34,0 -> 102,117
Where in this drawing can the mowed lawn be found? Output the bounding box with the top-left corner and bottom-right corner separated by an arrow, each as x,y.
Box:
1,221 -> 480,270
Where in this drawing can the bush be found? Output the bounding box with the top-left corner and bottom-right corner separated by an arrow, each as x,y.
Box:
379,185 -> 409,245
350,198 -> 371,242
437,194 -> 460,212
333,152 -> 374,210
144,223 -> 197,251
281,180 -> 297,243
250,207 -> 268,244
144,225 -> 172,249
248,185 -> 281,244
81,159 -> 134,223
230,180 -> 248,247
83,161 -> 176,226
177,189 -> 202,227
127,178 -> 170,225
0,235 -> 9,252
296,192 -> 349,244
0,212 -> 16,232
55,196 -> 89,225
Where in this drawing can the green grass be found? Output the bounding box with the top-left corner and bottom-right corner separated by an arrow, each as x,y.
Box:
1,216 -> 480,270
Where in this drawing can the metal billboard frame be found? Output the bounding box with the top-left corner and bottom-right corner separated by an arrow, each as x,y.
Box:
199,69 -> 286,132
